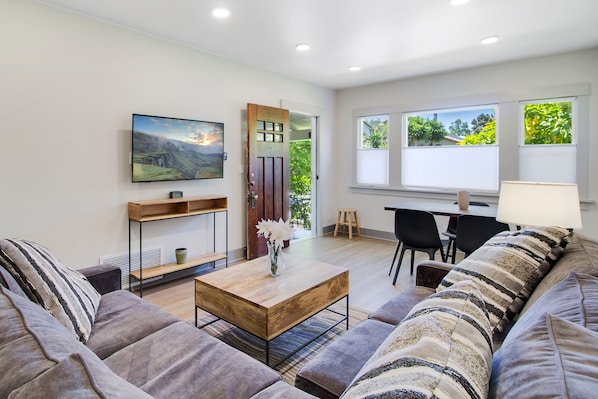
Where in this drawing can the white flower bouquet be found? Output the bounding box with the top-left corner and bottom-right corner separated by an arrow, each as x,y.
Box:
256,218 -> 295,276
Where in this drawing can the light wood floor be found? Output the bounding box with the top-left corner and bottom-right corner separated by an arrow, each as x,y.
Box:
143,234 -> 453,320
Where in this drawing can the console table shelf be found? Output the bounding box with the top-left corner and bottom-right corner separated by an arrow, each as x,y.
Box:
130,252 -> 228,281
128,196 -> 228,221
128,196 -> 228,296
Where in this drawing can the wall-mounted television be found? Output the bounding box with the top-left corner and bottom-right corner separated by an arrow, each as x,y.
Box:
132,114 -> 224,183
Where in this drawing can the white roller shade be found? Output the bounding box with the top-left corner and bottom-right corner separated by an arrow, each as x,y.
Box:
402,145 -> 499,191
356,149 -> 388,185
519,145 -> 576,183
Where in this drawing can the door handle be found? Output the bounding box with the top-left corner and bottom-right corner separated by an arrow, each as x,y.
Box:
247,191 -> 258,208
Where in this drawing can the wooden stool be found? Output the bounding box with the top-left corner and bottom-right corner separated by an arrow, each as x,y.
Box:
334,208 -> 361,239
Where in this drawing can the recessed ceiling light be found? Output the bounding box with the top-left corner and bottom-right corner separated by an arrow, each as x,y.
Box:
481,35 -> 499,44
212,8 -> 230,18
295,43 -> 311,51
348,66 -> 361,72
450,0 -> 471,5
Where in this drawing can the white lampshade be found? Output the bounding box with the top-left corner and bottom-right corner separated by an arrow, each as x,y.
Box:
497,181 -> 582,229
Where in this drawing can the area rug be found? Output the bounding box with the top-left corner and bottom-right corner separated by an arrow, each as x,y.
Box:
194,304 -> 369,384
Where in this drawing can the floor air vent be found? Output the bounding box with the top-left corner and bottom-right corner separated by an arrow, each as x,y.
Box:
100,247 -> 161,289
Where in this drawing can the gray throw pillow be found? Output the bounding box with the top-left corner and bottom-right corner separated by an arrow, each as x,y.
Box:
342,279 -> 493,399
437,227 -> 571,333
489,314 -> 598,399
0,239 -> 101,342
1,284 -> 90,397
508,271 -> 598,335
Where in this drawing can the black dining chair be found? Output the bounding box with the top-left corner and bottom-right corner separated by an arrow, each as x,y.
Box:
455,215 -> 510,258
443,201 -> 489,264
389,209 -> 446,285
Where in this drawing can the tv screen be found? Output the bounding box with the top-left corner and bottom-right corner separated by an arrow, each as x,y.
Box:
132,114 -> 224,182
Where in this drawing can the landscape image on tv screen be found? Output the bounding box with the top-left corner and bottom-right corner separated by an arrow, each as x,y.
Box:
132,114 -> 224,182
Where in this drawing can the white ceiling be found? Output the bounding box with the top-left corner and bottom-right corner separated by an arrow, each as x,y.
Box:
38,0 -> 598,90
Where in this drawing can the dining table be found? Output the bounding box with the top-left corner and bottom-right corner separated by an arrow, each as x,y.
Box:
384,201 -> 498,218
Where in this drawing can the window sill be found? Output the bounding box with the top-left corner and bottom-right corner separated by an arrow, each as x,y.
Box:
349,185 -> 595,208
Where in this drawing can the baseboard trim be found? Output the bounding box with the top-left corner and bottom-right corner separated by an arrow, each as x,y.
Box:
322,224 -> 395,241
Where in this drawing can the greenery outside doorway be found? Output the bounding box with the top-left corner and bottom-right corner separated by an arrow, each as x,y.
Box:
290,112 -> 315,240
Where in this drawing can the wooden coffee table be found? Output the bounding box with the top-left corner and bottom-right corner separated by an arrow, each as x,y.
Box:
194,255 -> 349,367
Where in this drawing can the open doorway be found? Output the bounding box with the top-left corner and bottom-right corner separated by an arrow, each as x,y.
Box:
289,112 -> 316,240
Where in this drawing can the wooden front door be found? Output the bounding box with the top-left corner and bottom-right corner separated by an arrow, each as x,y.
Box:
246,103 -> 290,259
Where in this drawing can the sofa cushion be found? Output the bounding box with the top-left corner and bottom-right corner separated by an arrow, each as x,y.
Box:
368,285 -> 435,325
341,279 -> 492,399
86,289 -> 180,359
0,285 -> 99,397
295,319 -> 396,399
437,227 -> 571,333
489,314 -> 598,399
104,320 -> 283,399
0,239 -> 101,342
8,352 -> 152,399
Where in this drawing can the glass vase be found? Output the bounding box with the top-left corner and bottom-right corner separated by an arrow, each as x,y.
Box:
267,242 -> 284,276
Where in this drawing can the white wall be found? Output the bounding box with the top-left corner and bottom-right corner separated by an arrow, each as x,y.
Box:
334,49 -> 598,240
0,0 -> 335,267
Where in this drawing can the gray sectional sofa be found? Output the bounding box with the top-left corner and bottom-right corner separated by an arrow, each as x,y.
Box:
0,239 -> 313,399
4,230 -> 598,398
296,230 -> 598,398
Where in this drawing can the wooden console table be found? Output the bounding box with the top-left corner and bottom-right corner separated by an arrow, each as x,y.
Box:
128,195 -> 228,297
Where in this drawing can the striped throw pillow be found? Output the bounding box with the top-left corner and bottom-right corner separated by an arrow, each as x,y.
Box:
342,279 -> 492,399
0,239 -> 101,342
437,226 -> 571,333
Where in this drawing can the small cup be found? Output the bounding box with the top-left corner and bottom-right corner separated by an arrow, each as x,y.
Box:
175,248 -> 188,264
457,191 -> 470,210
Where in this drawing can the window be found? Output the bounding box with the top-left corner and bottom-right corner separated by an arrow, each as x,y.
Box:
351,83 -> 589,198
519,98 -> 576,183
406,107 -> 496,146
402,106 -> 499,191
356,115 -> 388,185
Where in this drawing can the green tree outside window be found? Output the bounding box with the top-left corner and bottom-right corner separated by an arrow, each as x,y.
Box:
289,140 -> 311,229
459,120 -> 496,145
523,101 -> 572,144
361,117 -> 388,149
406,116 -> 447,146
449,119 -> 471,136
